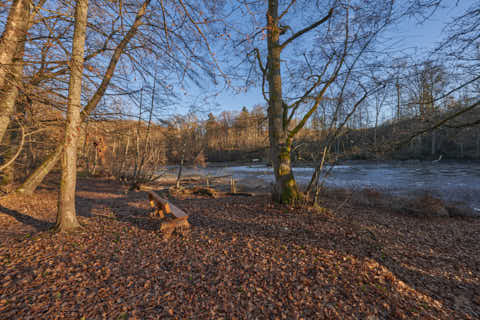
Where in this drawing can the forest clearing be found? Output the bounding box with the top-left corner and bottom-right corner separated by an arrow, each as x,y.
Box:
1,0 -> 480,318
1,176 -> 479,319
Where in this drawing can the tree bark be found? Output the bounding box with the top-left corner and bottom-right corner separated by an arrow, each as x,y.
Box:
56,0 -> 89,232
175,141 -> 186,189
16,0 -> 151,195
0,0 -> 31,143
0,42 -> 25,140
431,130 -> 436,156
0,39 -> 26,185
266,0 -> 299,204
396,79 -> 401,120
1,130 -> 15,186
476,130 -> 480,159
0,0 -> 30,88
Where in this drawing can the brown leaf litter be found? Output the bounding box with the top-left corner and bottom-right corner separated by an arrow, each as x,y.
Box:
0,177 -> 479,319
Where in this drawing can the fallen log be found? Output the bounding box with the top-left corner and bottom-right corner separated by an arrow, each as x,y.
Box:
192,186 -> 218,198
226,192 -> 255,197
206,174 -> 232,181
146,191 -> 190,239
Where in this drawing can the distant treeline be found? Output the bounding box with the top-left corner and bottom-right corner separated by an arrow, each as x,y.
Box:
3,97 -> 479,187
99,101 -> 480,172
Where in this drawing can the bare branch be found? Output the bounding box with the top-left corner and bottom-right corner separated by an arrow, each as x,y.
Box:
399,99 -> 480,146
280,7 -> 334,50
0,119 -> 25,172
279,0 -> 296,20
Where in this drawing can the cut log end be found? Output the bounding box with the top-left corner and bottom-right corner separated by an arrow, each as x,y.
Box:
148,192 -> 173,218
160,217 -> 190,240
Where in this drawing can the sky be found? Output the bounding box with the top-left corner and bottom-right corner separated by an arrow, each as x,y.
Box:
200,0 -> 476,116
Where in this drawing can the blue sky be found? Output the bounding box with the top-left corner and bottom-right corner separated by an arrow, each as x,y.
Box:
199,0 -> 475,116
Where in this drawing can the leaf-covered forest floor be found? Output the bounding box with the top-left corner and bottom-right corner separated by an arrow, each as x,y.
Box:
0,177 -> 479,319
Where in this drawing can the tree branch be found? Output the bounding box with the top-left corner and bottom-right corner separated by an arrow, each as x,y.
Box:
0,119 -> 25,172
279,0 -> 296,20
280,7 -> 334,50
253,47 -> 265,74
81,0 -> 151,119
399,99 -> 480,146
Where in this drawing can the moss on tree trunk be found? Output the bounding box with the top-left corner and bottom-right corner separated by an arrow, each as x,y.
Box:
271,142 -> 300,204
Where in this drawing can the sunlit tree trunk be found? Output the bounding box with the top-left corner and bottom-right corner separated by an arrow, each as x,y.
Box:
0,38 -> 27,185
56,0 -> 89,232
0,0 -> 31,143
266,0 -> 300,204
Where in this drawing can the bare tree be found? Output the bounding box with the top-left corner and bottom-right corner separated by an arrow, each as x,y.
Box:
230,0 -> 394,203
56,0 -> 89,232
17,0 -> 152,194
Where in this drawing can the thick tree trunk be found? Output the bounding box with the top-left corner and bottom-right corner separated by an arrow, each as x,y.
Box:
0,39 -> 26,185
16,0 -> 150,195
270,137 -> 299,203
0,44 -> 24,144
57,0 -> 89,232
267,0 -> 299,204
0,0 -> 31,143
0,0 -> 30,86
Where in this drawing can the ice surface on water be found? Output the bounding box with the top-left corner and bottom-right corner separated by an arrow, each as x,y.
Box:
185,162 -> 480,210
165,162 -> 480,210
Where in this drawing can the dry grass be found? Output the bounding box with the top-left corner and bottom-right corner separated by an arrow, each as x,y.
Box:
317,186 -> 478,218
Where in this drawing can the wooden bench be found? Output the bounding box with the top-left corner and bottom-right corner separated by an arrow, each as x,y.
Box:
146,191 -> 190,239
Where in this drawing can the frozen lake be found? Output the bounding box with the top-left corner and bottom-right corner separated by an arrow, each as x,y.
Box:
166,161 -> 480,211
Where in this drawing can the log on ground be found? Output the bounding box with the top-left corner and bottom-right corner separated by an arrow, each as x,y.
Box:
146,190 -> 190,239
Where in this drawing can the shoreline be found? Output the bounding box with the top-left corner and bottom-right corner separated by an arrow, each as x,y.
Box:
160,162 -> 480,214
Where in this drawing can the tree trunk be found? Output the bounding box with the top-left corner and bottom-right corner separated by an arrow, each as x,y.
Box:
267,0 -> 299,204
137,75 -> 156,176
176,141 -> 186,189
0,40 -> 26,139
17,145 -> 63,194
0,0 -> 30,88
0,0 -> 31,143
57,0 -> 89,232
374,112 -> 379,152
476,131 -> 480,159
0,38 -> 26,185
431,130 -> 436,156
1,128 -> 15,186
396,79 -> 401,120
